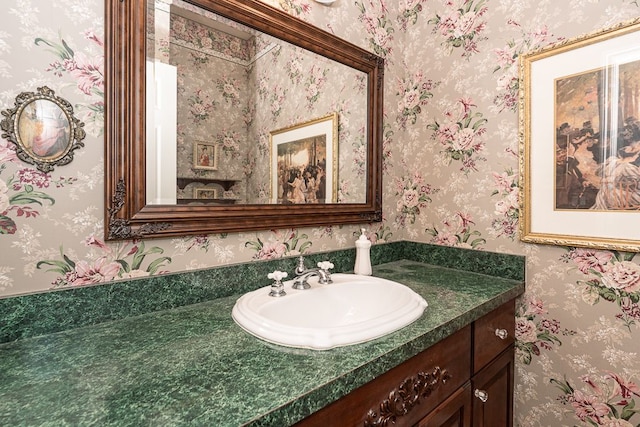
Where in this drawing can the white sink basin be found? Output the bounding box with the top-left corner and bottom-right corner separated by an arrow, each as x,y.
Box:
231,273 -> 428,350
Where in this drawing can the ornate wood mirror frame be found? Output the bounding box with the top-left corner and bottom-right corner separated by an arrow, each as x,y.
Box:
105,0 -> 384,240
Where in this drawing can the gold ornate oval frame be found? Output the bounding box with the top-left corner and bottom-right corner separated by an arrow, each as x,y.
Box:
1,86 -> 86,173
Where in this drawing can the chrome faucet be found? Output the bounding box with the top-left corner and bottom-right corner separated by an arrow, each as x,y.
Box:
292,256 -> 333,290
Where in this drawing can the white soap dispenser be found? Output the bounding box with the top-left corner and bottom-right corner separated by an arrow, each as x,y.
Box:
354,228 -> 372,276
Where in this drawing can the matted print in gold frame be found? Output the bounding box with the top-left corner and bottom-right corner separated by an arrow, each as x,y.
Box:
270,113 -> 338,204
0,86 -> 85,173
519,18 -> 640,252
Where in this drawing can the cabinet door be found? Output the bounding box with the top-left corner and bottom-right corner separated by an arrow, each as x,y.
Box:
471,346 -> 514,427
416,383 -> 472,427
473,300 -> 515,373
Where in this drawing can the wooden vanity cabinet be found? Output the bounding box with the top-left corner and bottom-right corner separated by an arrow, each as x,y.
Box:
471,300 -> 515,427
295,299 -> 516,427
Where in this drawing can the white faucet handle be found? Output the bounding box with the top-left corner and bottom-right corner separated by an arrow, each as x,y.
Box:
268,270 -> 288,282
317,261 -> 334,271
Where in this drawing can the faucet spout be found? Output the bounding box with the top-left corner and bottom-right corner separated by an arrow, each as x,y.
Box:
292,256 -> 333,290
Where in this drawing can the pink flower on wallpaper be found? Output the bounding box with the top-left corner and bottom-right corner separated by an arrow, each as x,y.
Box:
217,130 -> 241,158
269,86 -> 288,118
553,373 -> 640,426
68,51 -> 104,96
430,231 -> 458,246
427,98 -> 487,174
0,139 -> 18,164
425,211 -> 485,249
278,0 -> 311,17
605,371 -> 640,402
450,127 -> 476,151
187,89 -> 215,123
394,170 -> 437,225
601,261 -> 640,293
338,180 -> 351,202
563,249 -> 640,329
515,296 -> 574,365
492,170 -> 515,194
571,390 -> 610,424
381,123 -> 394,174
201,37 -> 213,50
490,167 -> 519,240
567,248 -> 614,274
522,296 -> 545,316
305,65 -> 327,109
428,0 -> 488,58
515,317 -> 538,343
372,27 -> 393,51
397,0 -> 426,30
0,166 -> 60,233
492,22 -> 559,112
395,70 -> 437,129
216,77 -> 242,107
494,46 -> 516,69
245,229 -> 312,260
286,56 -> 304,84
69,258 -> 121,286
403,188 -> 421,208
38,33 -> 104,97
36,31 -> 104,134
85,235 -> 110,252
351,130 -> 367,177
15,169 -> 50,189
350,225 -> 392,244
257,75 -> 270,99
356,0 -> 394,58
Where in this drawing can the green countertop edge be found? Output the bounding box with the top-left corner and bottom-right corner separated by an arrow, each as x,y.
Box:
0,260 -> 525,427
0,241 -> 525,343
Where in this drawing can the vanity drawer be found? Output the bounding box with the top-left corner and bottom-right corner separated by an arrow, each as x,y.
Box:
472,300 -> 515,373
296,325 -> 471,427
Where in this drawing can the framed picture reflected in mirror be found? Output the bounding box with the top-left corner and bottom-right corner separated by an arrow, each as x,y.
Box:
270,113 -> 337,205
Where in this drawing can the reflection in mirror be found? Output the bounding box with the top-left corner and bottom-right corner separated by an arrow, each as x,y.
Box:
105,0 -> 383,239
145,0 -> 367,206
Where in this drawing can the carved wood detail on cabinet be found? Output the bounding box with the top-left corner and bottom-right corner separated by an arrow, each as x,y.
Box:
295,299 -> 517,427
295,326 -> 471,427
364,366 -> 452,427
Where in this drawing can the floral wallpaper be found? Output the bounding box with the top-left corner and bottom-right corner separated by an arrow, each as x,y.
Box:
2,0 -> 640,426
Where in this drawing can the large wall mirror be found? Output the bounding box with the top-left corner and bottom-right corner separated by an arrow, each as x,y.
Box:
105,0 -> 383,240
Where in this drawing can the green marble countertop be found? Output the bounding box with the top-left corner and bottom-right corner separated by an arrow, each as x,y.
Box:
0,260 -> 524,426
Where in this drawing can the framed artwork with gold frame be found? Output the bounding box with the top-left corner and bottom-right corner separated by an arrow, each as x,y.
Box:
519,18 -> 640,251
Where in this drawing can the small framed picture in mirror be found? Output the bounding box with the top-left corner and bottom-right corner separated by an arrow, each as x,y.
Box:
0,86 -> 85,173
193,141 -> 218,170
193,187 -> 218,200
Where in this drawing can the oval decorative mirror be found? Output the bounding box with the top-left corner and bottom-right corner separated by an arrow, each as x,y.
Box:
105,0 -> 383,240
